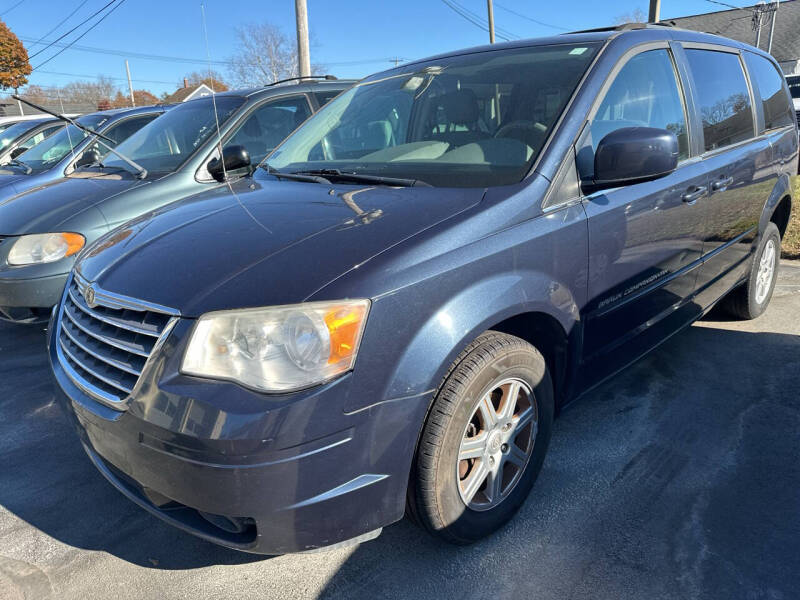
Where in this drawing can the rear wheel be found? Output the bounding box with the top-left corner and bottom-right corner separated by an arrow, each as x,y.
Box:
723,222 -> 781,320
409,331 -> 554,544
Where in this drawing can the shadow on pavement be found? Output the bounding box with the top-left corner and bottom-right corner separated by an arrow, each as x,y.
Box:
0,317 -> 798,595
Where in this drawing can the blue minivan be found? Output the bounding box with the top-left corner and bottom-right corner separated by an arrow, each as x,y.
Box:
50,24 -> 797,554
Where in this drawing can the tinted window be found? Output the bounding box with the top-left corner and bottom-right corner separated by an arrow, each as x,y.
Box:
744,52 -> 794,130
314,90 -> 341,106
268,43 -> 601,188
104,113 -> 160,146
591,49 -> 689,160
227,96 -> 311,165
685,49 -> 754,152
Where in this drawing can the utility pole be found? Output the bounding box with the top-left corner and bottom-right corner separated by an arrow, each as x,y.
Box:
295,0 -> 311,78
487,0 -> 495,43
768,0 -> 780,54
648,0 -> 661,23
125,60 -> 135,107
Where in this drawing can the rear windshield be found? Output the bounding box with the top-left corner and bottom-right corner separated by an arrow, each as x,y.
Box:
102,96 -> 246,174
786,75 -> 800,99
266,43 -> 600,187
17,114 -> 110,172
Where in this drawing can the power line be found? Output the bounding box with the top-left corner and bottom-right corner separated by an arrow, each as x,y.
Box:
27,0 -> 91,53
493,2 -> 568,31
28,0 -> 119,61
0,0 -> 26,17
439,0 -> 515,41
34,0 -> 128,71
447,0 -> 518,39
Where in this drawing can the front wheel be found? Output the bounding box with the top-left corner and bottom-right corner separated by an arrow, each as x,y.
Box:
408,331 -> 554,544
723,222 -> 781,320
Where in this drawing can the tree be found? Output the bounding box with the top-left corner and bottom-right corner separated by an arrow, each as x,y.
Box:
229,23 -> 298,88
0,18 -> 31,91
61,76 -> 117,106
133,89 -> 159,105
613,7 -> 647,25
183,70 -> 229,92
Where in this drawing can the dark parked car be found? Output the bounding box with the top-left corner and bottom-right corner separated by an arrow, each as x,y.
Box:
0,117 -> 64,164
50,25 -> 796,554
0,105 -> 166,198
0,77 -> 351,322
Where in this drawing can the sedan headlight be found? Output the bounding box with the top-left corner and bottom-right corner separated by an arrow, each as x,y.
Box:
7,233 -> 85,266
181,299 -> 370,393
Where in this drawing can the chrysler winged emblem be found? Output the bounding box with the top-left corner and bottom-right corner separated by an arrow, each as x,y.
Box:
84,286 -> 96,308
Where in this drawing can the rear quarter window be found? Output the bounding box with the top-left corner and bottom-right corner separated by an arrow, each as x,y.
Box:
743,52 -> 794,131
685,49 -> 754,152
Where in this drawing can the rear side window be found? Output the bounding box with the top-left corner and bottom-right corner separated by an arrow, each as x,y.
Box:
744,52 -> 794,131
313,90 -> 341,106
685,49 -> 754,152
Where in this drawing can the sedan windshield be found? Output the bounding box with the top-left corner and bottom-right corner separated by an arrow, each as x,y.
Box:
0,120 -> 48,152
17,114 -> 110,173
267,42 -> 600,187
102,96 -> 245,174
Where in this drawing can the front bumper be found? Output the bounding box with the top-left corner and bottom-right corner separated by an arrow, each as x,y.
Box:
0,271 -> 68,321
49,316 -> 431,554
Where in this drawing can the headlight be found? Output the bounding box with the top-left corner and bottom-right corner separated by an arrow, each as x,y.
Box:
181,299 -> 370,393
7,233 -> 85,266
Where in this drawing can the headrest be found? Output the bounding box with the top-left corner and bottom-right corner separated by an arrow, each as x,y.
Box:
440,89 -> 479,125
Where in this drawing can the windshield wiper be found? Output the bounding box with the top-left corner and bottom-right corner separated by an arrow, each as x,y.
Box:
8,158 -> 32,174
12,95 -> 149,180
293,169 -> 429,187
261,165 -> 331,184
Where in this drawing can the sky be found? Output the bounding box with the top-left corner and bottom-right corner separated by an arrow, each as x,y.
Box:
1,0 -> 749,98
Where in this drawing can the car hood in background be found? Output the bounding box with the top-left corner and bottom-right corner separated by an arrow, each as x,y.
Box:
0,172 -> 148,234
77,177 -> 485,316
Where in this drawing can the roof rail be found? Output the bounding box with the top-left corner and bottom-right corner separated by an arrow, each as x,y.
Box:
566,22 -> 674,34
265,75 -> 338,88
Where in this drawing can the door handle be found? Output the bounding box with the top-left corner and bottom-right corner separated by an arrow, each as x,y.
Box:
711,176 -> 734,191
681,185 -> 707,204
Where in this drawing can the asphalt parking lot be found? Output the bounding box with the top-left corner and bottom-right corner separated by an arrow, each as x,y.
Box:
1,263 -> 798,600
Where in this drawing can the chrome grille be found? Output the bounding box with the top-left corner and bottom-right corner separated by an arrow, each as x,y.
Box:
56,274 -> 179,409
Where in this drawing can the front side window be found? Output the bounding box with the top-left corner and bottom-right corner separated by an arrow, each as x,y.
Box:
267,43 -> 601,187
226,95 -> 311,165
685,49 -> 754,152
102,96 -> 246,174
744,52 -> 794,131
589,49 -> 689,163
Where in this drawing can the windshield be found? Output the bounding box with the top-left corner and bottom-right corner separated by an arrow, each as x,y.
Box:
102,96 -> 246,174
787,75 -> 800,99
17,114 -> 110,172
267,43 -> 600,187
0,120 -> 48,152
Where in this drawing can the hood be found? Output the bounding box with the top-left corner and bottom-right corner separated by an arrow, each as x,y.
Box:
0,172 -> 147,234
0,170 -> 29,191
77,177 -> 485,316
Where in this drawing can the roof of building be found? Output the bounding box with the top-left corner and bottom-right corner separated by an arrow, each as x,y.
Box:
162,83 -> 215,104
666,1 -> 800,62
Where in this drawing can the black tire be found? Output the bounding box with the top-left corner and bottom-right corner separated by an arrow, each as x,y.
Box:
723,222 -> 781,320
409,331 -> 554,544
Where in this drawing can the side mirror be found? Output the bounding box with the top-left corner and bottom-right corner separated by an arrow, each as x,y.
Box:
10,147 -> 27,159
75,148 -> 101,168
590,127 -> 678,192
207,145 -> 251,182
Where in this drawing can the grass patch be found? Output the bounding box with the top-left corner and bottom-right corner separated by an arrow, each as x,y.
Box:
785,177 -> 800,259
